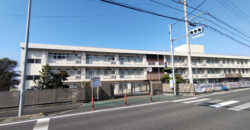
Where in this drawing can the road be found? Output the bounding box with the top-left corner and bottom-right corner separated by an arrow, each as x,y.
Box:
1,88 -> 250,130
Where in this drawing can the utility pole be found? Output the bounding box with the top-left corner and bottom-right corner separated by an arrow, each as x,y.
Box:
183,0 -> 194,84
169,24 -> 177,96
18,0 -> 32,116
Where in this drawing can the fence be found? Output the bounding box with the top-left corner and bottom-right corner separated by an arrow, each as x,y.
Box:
114,82 -> 150,97
194,81 -> 250,93
0,88 -> 85,109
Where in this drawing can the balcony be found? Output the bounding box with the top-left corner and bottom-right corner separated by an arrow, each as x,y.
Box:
225,73 -> 242,78
48,58 -> 82,65
146,73 -> 163,80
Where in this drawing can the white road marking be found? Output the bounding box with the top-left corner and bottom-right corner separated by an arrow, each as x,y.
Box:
210,101 -> 239,108
228,102 -> 250,111
184,98 -> 210,104
171,97 -> 198,103
33,118 -> 50,130
0,100 -> 170,127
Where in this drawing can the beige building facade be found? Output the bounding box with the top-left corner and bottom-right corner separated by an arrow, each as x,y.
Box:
19,43 -> 250,90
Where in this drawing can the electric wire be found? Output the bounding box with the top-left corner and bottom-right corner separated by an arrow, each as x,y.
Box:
101,0 -> 250,48
171,0 -> 250,38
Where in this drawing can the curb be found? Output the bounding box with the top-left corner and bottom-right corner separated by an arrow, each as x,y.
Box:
0,113 -> 45,123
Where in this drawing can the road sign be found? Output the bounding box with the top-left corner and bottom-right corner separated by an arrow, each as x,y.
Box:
147,67 -> 152,72
127,83 -> 131,89
192,33 -> 204,39
91,77 -> 101,88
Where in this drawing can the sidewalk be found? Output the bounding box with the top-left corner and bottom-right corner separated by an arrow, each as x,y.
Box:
0,102 -> 84,119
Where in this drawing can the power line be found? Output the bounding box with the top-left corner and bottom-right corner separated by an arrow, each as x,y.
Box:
149,0 -> 205,26
171,0 -> 250,38
216,0 -> 250,25
101,0 -> 250,48
204,25 -> 250,48
149,0 -> 250,42
100,0 -> 195,24
227,0 -> 250,18
171,0 -> 208,25
149,0 -> 184,13
207,20 -> 250,43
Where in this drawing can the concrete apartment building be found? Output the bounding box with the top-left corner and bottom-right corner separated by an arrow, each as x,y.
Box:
19,43 -> 250,90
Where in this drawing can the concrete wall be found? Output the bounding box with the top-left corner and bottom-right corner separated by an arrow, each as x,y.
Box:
0,88 -> 85,109
162,83 -> 195,96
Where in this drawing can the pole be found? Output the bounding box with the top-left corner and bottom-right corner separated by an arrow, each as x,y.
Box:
169,24 -> 177,96
97,87 -> 99,101
196,62 -> 198,84
18,0 -> 32,117
183,0 -> 194,84
91,87 -> 94,111
156,46 -> 161,82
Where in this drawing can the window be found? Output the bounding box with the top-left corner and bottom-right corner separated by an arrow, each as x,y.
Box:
96,69 -> 101,75
35,59 -> 41,63
27,59 -> 41,64
27,59 -> 35,63
26,75 -> 33,80
34,75 -> 40,80
26,75 -> 40,80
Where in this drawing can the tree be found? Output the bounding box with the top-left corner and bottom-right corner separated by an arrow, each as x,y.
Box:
34,64 -> 54,89
161,67 -> 184,84
0,58 -> 20,91
51,71 -> 69,88
34,64 -> 69,89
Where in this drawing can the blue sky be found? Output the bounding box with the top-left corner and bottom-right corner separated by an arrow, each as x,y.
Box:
0,0 -> 249,64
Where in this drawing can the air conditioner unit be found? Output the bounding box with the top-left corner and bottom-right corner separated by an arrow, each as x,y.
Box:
111,61 -> 116,65
111,75 -> 116,79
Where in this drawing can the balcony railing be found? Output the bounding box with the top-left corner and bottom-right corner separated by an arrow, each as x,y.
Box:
146,73 -> 163,80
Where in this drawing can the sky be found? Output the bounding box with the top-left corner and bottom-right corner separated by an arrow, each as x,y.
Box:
0,0 -> 249,65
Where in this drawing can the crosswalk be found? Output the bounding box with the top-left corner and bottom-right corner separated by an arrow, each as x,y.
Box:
171,97 -> 250,112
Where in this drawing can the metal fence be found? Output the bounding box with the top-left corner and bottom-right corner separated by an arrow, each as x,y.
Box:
114,82 -> 150,97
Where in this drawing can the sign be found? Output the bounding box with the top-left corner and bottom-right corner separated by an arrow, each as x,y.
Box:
192,33 -> 204,39
91,77 -> 101,88
170,80 -> 174,88
147,67 -> 152,72
127,83 -> 131,89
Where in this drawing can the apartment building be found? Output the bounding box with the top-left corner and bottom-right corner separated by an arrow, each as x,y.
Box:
19,43 -> 250,90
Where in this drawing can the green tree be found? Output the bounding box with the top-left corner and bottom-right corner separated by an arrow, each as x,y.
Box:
34,64 -> 69,89
0,58 -> 20,91
34,64 -> 54,89
51,71 -> 69,88
161,67 -> 184,84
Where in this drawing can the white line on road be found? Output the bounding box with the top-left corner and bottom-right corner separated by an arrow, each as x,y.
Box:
171,97 -> 198,103
228,102 -> 250,111
210,101 -> 239,108
33,118 -> 50,130
184,98 -> 210,104
0,100 -> 170,127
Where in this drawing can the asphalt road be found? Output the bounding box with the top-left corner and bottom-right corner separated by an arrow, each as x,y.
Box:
1,88 -> 250,130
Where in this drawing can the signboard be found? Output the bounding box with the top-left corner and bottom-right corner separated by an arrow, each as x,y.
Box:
127,83 -> 131,89
147,67 -> 152,72
91,77 -> 101,88
192,33 -> 204,39
170,80 -> 174,88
